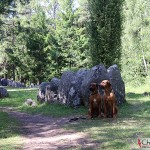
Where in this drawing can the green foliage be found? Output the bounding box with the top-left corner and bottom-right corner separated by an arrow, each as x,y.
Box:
0,0 -> 32,80
88,0 -> 124,67
0,0 -> 89,83
54,0 -> 89,72
0,0 -> 150,86
0,0 -> 29,14
121,0 -> 150,85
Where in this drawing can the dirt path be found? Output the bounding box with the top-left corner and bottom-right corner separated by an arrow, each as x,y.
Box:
1,107 -> 99,150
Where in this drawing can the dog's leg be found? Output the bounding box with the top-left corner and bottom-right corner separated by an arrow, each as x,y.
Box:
89,98 -> 94,118
98,101 -> 102,118
91,102 -> 94,118
112,103 -> 115,118
104,100 -> 107,118
114,106 -> 118,118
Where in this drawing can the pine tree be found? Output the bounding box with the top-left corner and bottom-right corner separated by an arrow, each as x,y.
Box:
55,0 -> 88,72
0,0 -> 30,80
17,2 -> 50,83
88,0 -> 123,67
0,0 -> 89,83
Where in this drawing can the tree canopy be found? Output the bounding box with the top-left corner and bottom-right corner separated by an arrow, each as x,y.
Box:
0,0 -> 149,85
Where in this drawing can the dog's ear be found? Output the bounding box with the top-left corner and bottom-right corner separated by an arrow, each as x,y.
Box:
107,80 -> 111,87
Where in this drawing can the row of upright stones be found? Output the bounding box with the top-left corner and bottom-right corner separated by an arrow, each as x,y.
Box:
37,64 -> 126,107
0,78 -> 24,99
0,78 -> 25,87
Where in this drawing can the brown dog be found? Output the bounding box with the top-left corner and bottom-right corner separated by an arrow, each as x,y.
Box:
99,80 -> 118,118
88,83 -> 102,118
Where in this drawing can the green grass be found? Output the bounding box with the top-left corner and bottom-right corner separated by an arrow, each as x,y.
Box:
0,88 -> 37,107
19,103 -> 87,117
0,87 -> 87,149
0,85 -> 150,150
0,87 -> 87,117
63,86 -> 150,150
0,111 -> 22,150
125,83 -> 150,93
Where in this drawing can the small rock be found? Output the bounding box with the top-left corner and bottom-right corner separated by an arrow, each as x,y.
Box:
25,99 -> 37,107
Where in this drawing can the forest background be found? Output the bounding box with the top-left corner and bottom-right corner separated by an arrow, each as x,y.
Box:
0,0 -> 150,86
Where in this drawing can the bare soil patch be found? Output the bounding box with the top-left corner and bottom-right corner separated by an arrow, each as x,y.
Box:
1,107 -> 99,150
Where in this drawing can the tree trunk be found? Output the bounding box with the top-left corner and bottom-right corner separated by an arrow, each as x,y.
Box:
142,49 -> 148,75
12,64 -> 15,81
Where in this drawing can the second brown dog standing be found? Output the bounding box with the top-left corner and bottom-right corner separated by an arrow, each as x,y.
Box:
99,80 -> 118,118
88,83 -> 102,118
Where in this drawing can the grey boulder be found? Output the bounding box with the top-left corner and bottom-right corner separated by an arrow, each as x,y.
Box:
45,78 -> 60,103
81,64 -> 108,106
68,69 -> 88,107
37,82 -> 51,103
107,64 -> 126,104
1,78 -> 8,86
0,87 -> 9,98
58,71 -> 75,105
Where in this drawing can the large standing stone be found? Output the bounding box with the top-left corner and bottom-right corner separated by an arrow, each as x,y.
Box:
37,82 -> 51,103
36,64 -> 126,107
7,79 -> 13,86
49,77 -> 60,92
81,64 -> 108,106
45,78 -> 60,103
1,79 -> 25,88
107,64 -> 126,104
58,71 -> 75,105
0,87 -> 9,98
68,69 -> 88,107
1,78 -> 8,86
13,81 -> 25,88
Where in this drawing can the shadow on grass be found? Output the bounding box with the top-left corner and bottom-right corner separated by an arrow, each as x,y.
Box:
19,103 -> 88,117
0,111 -> 20,139
64,97 -> 150,149
126,92 -> 150,100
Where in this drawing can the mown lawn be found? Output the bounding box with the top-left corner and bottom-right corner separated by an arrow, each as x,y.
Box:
0,85 -> 150,150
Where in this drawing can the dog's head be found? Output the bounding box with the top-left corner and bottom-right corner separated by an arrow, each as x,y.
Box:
99,80 -> 111,89
89,83 -> 98,92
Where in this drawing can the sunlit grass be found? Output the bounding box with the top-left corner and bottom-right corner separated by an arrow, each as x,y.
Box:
0,87 -> 87,117
0,112 -> 23,150
0,88 -> 37,107
0,137 -> 22,150
125,83 -> 150,93
0,88 -> 37,149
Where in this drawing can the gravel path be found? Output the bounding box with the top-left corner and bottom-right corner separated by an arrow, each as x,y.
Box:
1,107 -> 99,150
